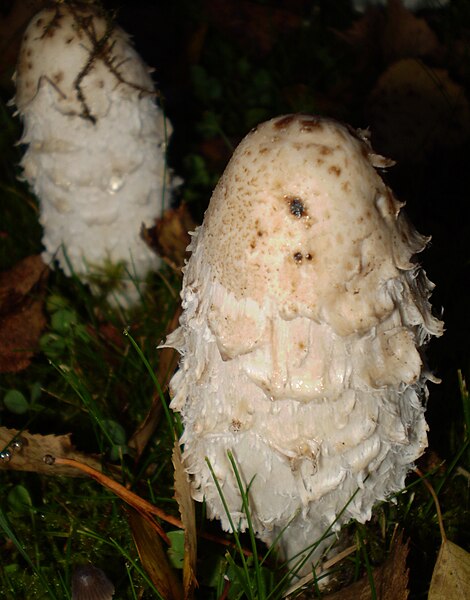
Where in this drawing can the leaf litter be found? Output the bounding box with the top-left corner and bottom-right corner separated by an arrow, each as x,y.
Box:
0,255 -> 48,373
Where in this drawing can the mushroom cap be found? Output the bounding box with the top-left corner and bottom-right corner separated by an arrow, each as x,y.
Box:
199,114 -> 426,337
15,4 -> 153,119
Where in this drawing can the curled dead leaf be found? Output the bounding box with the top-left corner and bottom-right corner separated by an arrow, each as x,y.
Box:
429,539 -> 470,599
0,427 -> 103,476
204,0 -> 302,56
142,204 -> 197,271
173,442 -> 197,599
337,0 -> 441,68
127,508 -> 184,600
320,532 -> 409,600
382,0 -> 441,64
367,59 -> 470,163
0,255 -> 49,372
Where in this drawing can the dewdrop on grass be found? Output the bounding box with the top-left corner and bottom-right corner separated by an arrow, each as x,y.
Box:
14,3 -> 175,306
165,114 -> 443,575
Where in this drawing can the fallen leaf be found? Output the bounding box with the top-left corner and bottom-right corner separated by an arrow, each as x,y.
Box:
204,0 -> 301,56
336,0 -> 441,74
381,0 -> 441,63
0,427 -> 103,476
322,532 -> 409,600
127,507 -> 184,600
142,204 -> 197,271
199,137 -> 234,172
0,255 -> 49,372
367,59 -> 470,163
173,442 -> 197,599
428,539 -> 470,599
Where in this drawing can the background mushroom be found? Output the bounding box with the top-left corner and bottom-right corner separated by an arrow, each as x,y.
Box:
13,3 -> 175,306
166,114 -> 443,573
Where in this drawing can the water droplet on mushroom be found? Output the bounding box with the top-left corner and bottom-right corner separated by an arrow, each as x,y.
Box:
107,174 -> 124,194
71,565 -> 115,600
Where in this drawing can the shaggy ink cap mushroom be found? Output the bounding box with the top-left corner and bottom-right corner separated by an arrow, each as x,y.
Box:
14,4 -> 175,306
166,114 -> 443,574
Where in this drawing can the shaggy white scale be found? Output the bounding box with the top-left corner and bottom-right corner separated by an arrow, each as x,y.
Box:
165,114 -> 443,574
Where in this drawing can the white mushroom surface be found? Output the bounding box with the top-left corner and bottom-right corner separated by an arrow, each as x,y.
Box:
166,114 -> 443,572
14,4 -> 174,306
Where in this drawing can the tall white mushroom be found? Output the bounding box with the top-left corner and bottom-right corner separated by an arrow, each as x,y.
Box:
165,114 -> 443,574
14,3 -> 174,306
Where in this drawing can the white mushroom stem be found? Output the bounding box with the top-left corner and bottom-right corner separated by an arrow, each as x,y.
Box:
14,4 -> 175,306
165,114 -> 443,574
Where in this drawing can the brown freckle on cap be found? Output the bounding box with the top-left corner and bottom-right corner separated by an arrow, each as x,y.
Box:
23,34 -> 29,42
259,147 -> 268,154
300,117 -> 322,131
316,158 -> 324,166
96,79 -> 105,88
293,252 -> 303,263
342,181 -> 351,193
328,165 -> 341,177
36,18 -> 44,27
257,230 -> 263,237
250,240 -> 256,249
52,71 -> 64,84
320,146 -> 333,156
230,419 -> 242,432
275,115 -> 296,129
26,49 -> 32,57
298,341 -> 306,350
27,62 -> 33,70
66,36 -> 74,44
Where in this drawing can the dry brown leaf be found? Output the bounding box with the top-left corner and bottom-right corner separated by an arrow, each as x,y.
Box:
429,539 -> 470,599
173,442 -> 197,599
142,204 -> 197,271
0,255 -> 49,373
204,0 -> 302,56
323,532 -> 409,600
337,0 -> 441,72
128,304 -> 182,457
367,59 -> 470,163
0,427 -> 103,476
127,507 -> 184,600
199,137 -> 234,172
382,0 -> 441,63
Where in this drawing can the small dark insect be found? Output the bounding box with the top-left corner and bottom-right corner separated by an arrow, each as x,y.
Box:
289,197 -> 305,218
72,565 -> 115,600
293,252 -> 303,263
